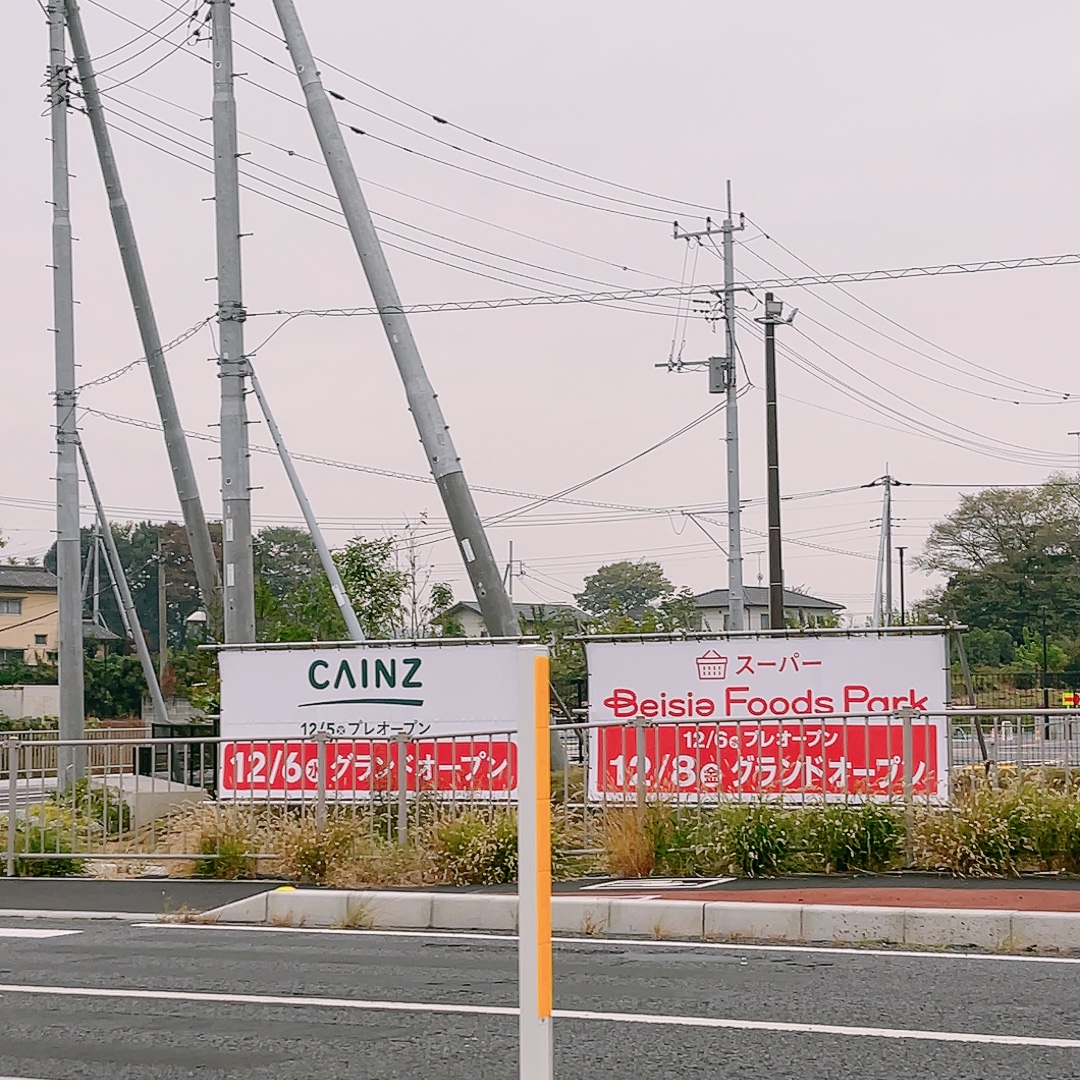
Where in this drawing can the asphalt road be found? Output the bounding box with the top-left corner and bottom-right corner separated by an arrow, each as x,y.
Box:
1,920 -> 1078,1079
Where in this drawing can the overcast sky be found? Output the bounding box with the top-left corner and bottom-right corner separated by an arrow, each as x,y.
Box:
4,0 -> 1079,623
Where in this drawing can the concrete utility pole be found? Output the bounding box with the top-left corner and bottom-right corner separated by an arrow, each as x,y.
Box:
78,442 -> 170,725
670,184 -> 746,629
48,0 -> 85,775
870,473 -> 898,628
157,533 -> 167,679
756,293 -> 797,631
270,0 -> 519,641
249,371 -> 365,641
64,0 -> 223,630
211,0 -> 256,643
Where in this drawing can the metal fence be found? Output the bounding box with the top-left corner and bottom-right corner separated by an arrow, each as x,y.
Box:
4,710 -> 1080,873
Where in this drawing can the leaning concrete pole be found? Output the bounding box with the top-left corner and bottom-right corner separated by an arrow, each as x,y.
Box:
270,0 -> 520,642
79,441 -> 170,726
211,0 -> 256,644
64,0 -> 223,632
48,0 -> 85,778
249,371 -> 365,641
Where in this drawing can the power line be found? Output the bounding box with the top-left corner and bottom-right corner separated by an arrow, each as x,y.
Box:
249,251 -> 1080,318
727,229 -> 1071,403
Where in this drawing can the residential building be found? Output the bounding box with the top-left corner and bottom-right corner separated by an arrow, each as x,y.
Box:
441,600 -> 586,638
694,587 -> 844,632
0,566 -> 121,666
0,566 -> 59,664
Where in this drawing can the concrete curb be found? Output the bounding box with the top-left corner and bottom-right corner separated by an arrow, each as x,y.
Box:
200,888 -> 1080,951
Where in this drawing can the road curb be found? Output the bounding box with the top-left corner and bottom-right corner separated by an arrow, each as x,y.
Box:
200,888 -> 1080,951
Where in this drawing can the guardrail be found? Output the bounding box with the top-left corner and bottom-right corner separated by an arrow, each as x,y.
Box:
4,709 -> 1079,873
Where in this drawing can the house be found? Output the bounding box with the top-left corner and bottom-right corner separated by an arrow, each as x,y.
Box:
0,565 -> 59,664
0,565 -> 123,666
441,600 -> 587,638
694,586 -> 844,632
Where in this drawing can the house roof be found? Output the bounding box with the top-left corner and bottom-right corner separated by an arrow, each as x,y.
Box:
694,587 -> 843,611
0,566 -> 58,592
446,600 -> 587,622
82,620 -> 121,642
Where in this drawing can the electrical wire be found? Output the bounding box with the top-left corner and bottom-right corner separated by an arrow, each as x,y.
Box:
739,219 -> 1073,401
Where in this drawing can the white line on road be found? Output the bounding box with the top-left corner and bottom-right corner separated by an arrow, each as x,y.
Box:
0,982 -> 1075,1049
135,922 -> 1080,967
0,929 -> 81,940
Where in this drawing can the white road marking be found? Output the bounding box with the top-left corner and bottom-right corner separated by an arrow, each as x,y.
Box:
0,982 -> 1075,1048
135,922 -> 1080,966
0,929 -> 81,940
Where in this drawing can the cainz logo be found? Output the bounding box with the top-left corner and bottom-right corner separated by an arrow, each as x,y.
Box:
308,656 -> 423,691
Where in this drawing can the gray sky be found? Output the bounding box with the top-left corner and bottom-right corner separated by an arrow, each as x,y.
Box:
4,0 -> 1079,622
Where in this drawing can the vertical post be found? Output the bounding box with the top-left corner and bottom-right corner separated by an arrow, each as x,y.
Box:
314,730 -> 328,832
64,0 -> 223,629
763,294 -> 785,630
48,0 -> 84,777
721,182 -> 745,631
508,540 -> 515,603
268,0 -> 518,643
901,707 -> 914,866
634,716 -> 647,812
157,533 -> 167,679
517,648 -> 552,1080
79,441 -> 170,727
897,546 -> 907,627
396,731 -> 408,846
5,738 -> 18,878
249,372 -> 364,640
212,0 -> 255,644
91,522 -> 100,626
883,477 -> 893,627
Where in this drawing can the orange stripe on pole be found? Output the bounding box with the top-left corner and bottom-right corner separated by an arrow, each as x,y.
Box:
534,654 -> 552,1019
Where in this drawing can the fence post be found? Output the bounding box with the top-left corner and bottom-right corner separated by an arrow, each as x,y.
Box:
396,732 -> 408,846
634,716 -> 647,814
5,738 -> 19,878
900,707 -> 915,866
314,731 -> 328,832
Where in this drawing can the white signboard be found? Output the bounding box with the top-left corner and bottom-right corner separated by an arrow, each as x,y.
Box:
217,643 -> 531,800
587,633 -> 949,802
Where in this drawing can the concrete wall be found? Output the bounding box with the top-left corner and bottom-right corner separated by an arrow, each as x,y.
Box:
0,683 -> 60,719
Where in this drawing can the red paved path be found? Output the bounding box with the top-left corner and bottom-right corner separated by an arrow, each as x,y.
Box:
585,887 -> 1080,911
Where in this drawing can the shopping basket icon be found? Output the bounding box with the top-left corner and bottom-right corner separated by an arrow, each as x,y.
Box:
695,650 -> 728,680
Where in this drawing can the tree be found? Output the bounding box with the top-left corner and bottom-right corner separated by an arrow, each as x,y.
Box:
920,474 -> 1080,654
574,560 -> 674,619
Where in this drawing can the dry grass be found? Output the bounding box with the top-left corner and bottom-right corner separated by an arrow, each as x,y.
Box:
598,807 -> 655,878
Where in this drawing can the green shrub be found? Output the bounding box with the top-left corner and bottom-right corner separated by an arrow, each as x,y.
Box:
723,803 -> 793,876
808,803 -> 904,873
12,824 -> 85,877
432,811 -> 518,885
55,779 -> 130,835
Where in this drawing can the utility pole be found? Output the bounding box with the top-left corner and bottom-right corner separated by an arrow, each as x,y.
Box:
211,0 -> 255,644
269,0 -> 519,642
157,533 -> 167,680
756,293 -> 797,630
48,0 -> 84,776
248,371 -> 365,641
870,473 -> 899,627
897,546 -> 907,626
670,183 -> 746,629
91,521 -> 100,626
883,478 -> 894,626
64,0 -> 222,630
78,441 -> 170,726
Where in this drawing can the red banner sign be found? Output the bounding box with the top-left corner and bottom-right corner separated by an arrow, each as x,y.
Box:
590,721 -> 939,799
220,738 -> 517,797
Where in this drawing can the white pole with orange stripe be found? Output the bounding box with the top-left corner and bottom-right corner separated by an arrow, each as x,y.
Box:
517,646 -> 553,1079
